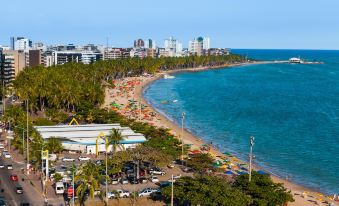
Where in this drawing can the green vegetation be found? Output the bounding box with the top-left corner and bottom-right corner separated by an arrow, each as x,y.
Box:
161,176 -> 251,206
45,137 -> 64,154
161,173 -> 294,206
234,172 -> 294,206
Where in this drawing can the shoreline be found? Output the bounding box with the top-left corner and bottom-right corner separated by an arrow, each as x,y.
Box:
104,61 -> 337,206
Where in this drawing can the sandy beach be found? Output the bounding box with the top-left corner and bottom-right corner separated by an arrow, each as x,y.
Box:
103,63 -> 338,206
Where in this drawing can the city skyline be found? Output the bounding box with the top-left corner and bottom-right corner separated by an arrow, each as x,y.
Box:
1,0 -> 339,50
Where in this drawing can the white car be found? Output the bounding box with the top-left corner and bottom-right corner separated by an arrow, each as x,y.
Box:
138,189 -> 153,197
150,167 -> 165,176
150,176 -> 159,183
7,164 -> 13,170
0,164 -> 4,169
0,143 -> 4,149
120,178 -> 129,184
78,156 -> 90,161
62,157 -> 75,162
111,178 -> 119,185
108,189 -> 130,199
4,153 -> 11,159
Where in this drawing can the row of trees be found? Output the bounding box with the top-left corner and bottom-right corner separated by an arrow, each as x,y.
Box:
13,55 -> 244,112
161,173 -> 294,206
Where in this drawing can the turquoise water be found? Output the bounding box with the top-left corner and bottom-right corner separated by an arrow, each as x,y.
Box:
143,50 -> 339,194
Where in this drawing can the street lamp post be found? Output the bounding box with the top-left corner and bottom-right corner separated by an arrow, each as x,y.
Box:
249,136 -> 255,182
15,126 -> 26,159
181,112 -> 185,165
26,99 -> 30,175
171,174 -> 174,206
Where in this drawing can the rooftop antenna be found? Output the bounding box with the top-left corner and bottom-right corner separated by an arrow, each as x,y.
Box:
106,37 -> 109,50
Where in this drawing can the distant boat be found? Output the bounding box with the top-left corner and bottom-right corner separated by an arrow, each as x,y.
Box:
173,100 -> 178,103
163,74 -> 175,79
289,57 -> 304,64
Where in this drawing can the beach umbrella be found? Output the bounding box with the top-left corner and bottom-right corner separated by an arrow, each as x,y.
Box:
257,170 -> 267,175
224,171 -> 235,175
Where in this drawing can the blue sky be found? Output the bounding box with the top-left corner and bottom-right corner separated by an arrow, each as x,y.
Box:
1,0 -> 338,49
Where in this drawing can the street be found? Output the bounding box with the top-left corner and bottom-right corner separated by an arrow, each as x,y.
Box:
0,154 -> 44,206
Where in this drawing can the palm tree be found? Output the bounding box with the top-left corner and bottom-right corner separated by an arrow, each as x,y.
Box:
107,129 -> 124,156
75,162 -> 102,206
46,137 -> 64,154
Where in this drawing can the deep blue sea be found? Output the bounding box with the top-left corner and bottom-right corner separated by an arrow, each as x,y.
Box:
144,49 -> 339,194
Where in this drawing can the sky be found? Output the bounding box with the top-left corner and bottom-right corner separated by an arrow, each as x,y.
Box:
1,0 -> 339,50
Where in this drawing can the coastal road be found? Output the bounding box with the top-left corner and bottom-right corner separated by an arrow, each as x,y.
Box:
0,155 -> 44,206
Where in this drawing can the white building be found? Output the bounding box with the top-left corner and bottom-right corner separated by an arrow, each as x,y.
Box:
34,124 -> 147,154
189,38 -> 203,56
189,37 -> 210,56
14,38 -> 32,51
164,37 -> 182,57
203,37 -> 210,50
81,51 -> 102,64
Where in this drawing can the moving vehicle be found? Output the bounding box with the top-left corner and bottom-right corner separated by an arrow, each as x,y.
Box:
78,156 -> 90,161
0,144 -> 4,149
10,175 -> 18,181
4,153 -> 11,159
62,157 -> 75,162
0,164 -> 4,169
15,185 -> 23,194
55,182 -> 65,195
6,165 -> 13,170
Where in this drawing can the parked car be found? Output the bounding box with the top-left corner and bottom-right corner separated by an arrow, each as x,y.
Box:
4,153 -> 11,159
15,185 -> 23,194
111,178 -> 119,185
138,188 -> 154,197
0,164 -> 4,169
6,165 -> 13,170
139,177 -> 148,184
10,175 -> 18,181
108,189 -> 130,198
78,156 -> 90,161
150,176 -> 159,183
0,199 -> 6,206
150,167 -> 165,175
120,177 -> 129,184
62,157 -> 75,162
157,181 -> 171,188
128,176 -> 139,184
0,143 -> 4,149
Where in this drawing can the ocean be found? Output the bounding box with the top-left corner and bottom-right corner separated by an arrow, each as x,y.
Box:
143,49 -> 339,194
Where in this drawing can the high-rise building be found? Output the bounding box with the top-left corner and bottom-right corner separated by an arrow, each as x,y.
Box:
164,37 -> 182,57
10,37 -> 15,50
134,39 -> 145,48
203,37 -> 210,50
189,37 -> 210,56
2,50 -> 26,86
29,50 -> 45,67
146,39 -> 156,49
14,38 -> 32,51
